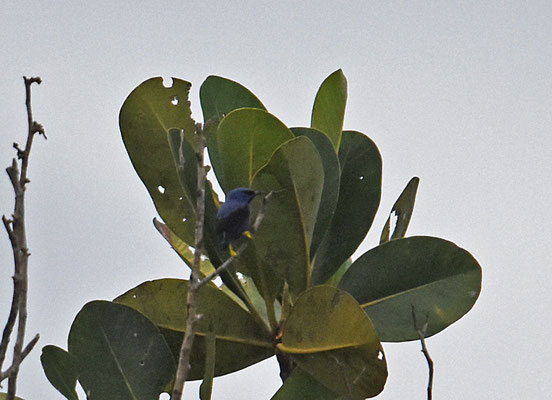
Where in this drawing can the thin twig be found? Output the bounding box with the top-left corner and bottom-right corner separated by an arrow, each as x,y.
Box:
0,334 -> 40,382
1,77 -> 43,399
411,305 -> 434,400
172,124 -> 208,400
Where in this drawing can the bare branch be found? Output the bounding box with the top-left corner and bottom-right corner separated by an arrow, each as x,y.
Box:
172,124 -> 208,400
0,334 -> 40,382
1,76 -> 43,399
411,305 -> 434,400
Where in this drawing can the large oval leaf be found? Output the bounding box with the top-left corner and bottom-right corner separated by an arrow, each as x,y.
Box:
278,286 -> 387,399
339,236 -> 482,342
119,77 -> 197,244
114,279 -> 273,379
68,301 -> 175,400
312,130 -> 382,284
291,128 -> 340,258
200,75 -> 266,187
40,345 -> 79,400
311,69 -> 347,150
247,136 -> 324,297
216,108 -> 294,192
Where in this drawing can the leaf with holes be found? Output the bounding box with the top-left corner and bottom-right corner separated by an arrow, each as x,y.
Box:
215,108 -> 295,193
114,279 -> 274,379
200,75 -> 266,187
278,286 -> 387,399
41,345 -> 79,400
119,77 -> 198,245
339,236 -> 482,342
380,177 -> 419,244
68,300 -> 175,400
312,130 -> 382,285
311,69 -> 347,150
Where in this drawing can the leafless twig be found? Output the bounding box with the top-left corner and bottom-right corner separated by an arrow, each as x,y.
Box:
1,77 -> 44,399
411,305 -> 434,400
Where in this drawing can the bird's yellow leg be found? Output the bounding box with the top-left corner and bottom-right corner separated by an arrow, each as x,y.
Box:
229,244 -> 237,257
243,230 -> 253,239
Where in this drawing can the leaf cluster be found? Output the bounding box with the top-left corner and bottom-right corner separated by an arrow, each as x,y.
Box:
41,71 -> 482,399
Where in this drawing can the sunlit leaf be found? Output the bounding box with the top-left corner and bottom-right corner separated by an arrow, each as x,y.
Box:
312,130 -> 382,284
68,301 -> 175,400
311,69 -> 347,150
114,279 -> 273,379
278,286 -> 387,399
0,394 -> 24,400
153,218 -> 215,275
339,236 -> 482,342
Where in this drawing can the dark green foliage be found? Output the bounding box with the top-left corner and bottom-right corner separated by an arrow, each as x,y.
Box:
42,70 -> 482,399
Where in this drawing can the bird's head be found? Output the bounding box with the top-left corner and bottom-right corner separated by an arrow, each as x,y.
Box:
226,187 -> 261,204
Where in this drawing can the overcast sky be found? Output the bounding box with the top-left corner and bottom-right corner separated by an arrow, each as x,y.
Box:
1,1 -> 551,399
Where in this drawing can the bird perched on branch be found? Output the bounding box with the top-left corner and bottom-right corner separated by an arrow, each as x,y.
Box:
216,188 -> 260,255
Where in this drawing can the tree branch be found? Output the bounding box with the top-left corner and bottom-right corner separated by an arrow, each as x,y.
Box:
1,76 -> 44,399
171,124 -> 208,400
411,305 -> 434,400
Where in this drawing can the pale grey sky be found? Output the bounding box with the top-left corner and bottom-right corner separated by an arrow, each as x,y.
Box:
1,1 -> 551,399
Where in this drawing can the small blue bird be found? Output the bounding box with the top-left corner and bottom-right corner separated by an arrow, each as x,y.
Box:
216,188 -> 260,254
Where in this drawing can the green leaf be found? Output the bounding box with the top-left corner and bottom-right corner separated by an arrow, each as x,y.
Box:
339,236 -> 482,342
271,367 -> 339,400
278,286 -> 387,399
0,394 -> 24,400
41,345 -> 79,400
380,177 -> 419,244
68,300 -> 175,400
119,77 -> 197,245
312,130 -> 382,285
216,108 -> 295,192
200,75 -> 266,121
200,75 -> 266,187
291,128 -> 340,258
153,218 -> 215,275
311,69 -> 347,150
114,279 -> 273,379
199,329 -> 216,400
248,136 -> 324,297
